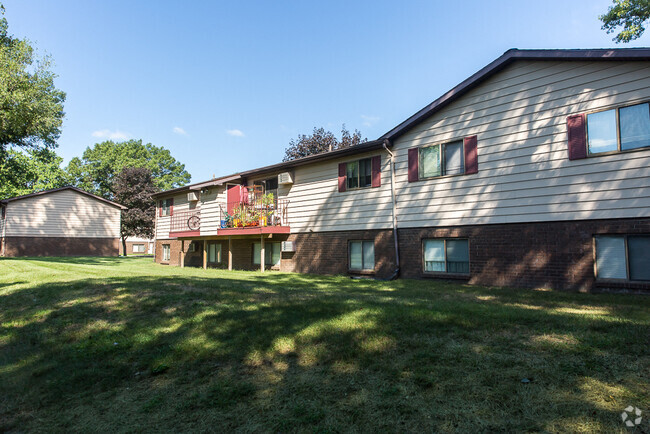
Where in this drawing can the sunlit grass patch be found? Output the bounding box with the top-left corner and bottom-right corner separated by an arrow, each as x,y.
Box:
0,256 -> 648,432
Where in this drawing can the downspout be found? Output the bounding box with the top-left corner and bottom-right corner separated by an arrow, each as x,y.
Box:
383,139 -> 400,280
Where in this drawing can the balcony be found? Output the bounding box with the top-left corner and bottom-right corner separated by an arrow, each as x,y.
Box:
169,209 -> 201,237
218,198 -> 290,235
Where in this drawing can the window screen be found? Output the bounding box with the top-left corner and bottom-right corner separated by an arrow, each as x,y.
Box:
444,141 -> 465,175
620,103 -> 650,151
349,241 -> 374,270
628,236 -> 650,281
587,109 -> 618,154
595,236 -> 627,279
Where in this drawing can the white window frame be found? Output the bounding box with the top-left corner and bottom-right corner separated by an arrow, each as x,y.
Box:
422,238 -> 470,275
586,101 -> 650,156
419,140 -> 465,180
348,240 -> 375,271
161,199 -> 172,217
132,244 -> 145,253
162,244 -> 171,261
345,158 -> 372,190
253,242 -> 281,267
208,243 -> 222,264
594,235 -> 650,282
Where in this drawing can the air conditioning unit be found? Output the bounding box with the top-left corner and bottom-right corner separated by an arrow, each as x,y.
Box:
278,172 -> 294,185
187,191 -> 199,202
281,241 -> 295,252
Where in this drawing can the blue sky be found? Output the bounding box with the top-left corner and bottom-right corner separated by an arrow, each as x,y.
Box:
5,0 -> 650,183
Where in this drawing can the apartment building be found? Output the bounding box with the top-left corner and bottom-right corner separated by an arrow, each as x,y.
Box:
153,48 -> 650,291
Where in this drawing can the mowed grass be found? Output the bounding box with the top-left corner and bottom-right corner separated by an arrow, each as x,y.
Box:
0,257 -> 648,433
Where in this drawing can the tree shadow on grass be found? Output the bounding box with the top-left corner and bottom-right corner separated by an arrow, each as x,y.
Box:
0,272 -> 648,432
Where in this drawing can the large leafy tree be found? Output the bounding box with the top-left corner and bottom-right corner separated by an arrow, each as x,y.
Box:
0,3 -> 66,191
67,139 -> 191,200
600,0 -> 650,42
113,167 -> 158,255
283,125 -> 366,162
0,148 -> 69,199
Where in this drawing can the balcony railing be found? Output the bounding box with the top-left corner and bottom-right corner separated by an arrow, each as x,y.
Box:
170,209 -> 201,233
219,198 -> 289,229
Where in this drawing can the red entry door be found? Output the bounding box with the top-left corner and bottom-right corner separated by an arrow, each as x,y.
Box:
227,184 -> 239,214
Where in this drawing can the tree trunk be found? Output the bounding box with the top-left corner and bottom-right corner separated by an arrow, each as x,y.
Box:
122,235 -> 127,256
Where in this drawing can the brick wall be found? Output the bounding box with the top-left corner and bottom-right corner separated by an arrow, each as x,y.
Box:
3,236 -> 119,257
398,218 -> 650,292
284,229 -> 397,278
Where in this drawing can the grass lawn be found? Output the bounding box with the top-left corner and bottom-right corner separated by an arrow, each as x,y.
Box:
0,257 -> 648,432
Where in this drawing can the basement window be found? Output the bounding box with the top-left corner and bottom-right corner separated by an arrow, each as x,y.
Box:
349,240 -> 374,271
423,239 -> 469,274
595,235 -> 650,281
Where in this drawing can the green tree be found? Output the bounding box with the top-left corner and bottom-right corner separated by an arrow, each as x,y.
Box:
283,125 -> 366,162
113,167 -> 158,256
67,139 -> 191,200
600,0 -> 650,42
0,4 -> 65,155
0,148 -> 69,199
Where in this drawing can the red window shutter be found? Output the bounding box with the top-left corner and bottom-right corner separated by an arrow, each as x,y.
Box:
371,155 -> 381,187
464,135 -> 478,174
407,148 -> 419,182
338,162 -> 347,192
170,198 -> 174,216
159,200 -> 163,217
567,114 -> 587,160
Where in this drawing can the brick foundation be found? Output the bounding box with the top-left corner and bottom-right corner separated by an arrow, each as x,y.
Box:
398,218 -> 650,292
154,230 -> 397,278
3,236 -> 119,257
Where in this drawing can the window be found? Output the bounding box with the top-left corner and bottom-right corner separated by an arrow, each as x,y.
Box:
208,243 -> 221,263
587,102 -> 650,155
253,242 -> 281,267
423,239 -> 469,274
132,244 -> 145,253
595,235 -> 650,281
162,244 -> 170,261
188,242 -> 196,252
349,240 -> 374,271
161,198 -> 173,216
346,158 -> 372,190
419,140 -> 464,179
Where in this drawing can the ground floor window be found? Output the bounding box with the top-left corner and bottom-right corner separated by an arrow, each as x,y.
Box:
208,243 -> 221,263
595,235 -> 650,281
188,242 -> 196,252
253,242 -> 281,267
349,240 -> 374,271
423,239 -> 469,274
132,244 -> 145,253
162,244 -> 170,261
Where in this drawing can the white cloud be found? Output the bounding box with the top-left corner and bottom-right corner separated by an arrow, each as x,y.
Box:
226,129 -> 245,137
361,115 -> 380,127
173,126 -> 187,135
91,129 -> 130,140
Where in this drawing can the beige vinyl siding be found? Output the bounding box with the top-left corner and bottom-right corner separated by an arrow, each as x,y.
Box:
155,186 -> 227,239
283,151 -> 393,233
392,60 -> 650,228
5,189 -> 121,238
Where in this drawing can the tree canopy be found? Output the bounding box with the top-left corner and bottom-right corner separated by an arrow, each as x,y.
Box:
0,148 -> 69,199
283,125 -> 367,162
600,0 -> 650,42
67,139 -> 191,200
113,167 -> 158,255
0,4 -> 65,154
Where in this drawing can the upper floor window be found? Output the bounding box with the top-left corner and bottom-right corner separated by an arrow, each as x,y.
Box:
346,158 -> 372,190
587,102 -> 650,155
595,235 -> 650,281
161,198 -> 173,216
419,140 -> 465,179
423,239 -> 469,274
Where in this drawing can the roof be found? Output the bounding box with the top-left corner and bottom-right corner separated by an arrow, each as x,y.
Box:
0,186 -> 127,210
151,173 -> 242,198
154,47 -> 650,199
380,47 -> 650,141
